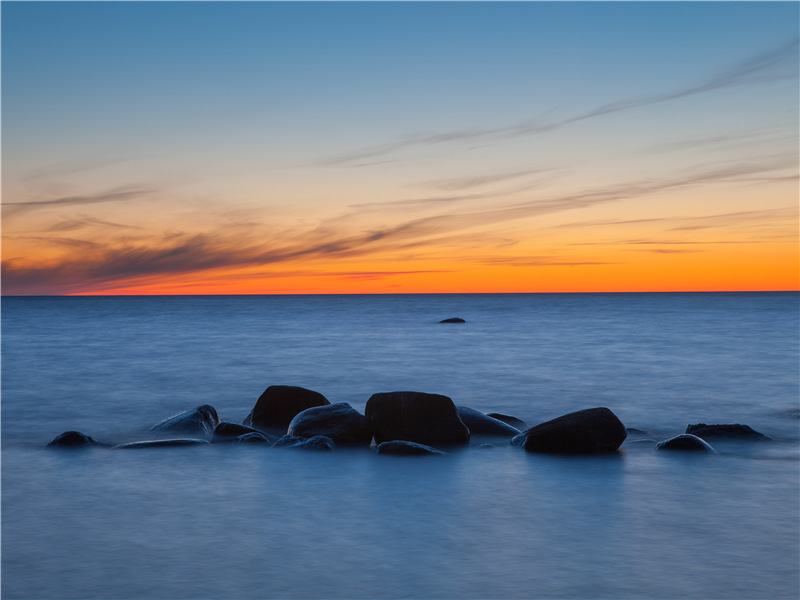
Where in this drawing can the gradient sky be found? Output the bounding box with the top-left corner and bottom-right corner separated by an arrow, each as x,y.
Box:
2,1 -> 798,295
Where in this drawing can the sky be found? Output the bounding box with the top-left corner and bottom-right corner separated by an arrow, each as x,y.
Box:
2,1 -> 798,295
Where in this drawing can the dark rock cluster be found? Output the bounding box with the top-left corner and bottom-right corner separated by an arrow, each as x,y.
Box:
46,384 -> 773,457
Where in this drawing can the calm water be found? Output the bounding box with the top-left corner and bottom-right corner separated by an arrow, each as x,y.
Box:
2,293 -> 798,599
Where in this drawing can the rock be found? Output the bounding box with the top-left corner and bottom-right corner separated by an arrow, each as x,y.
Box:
245,385 -> 330,432
233,432 -> 274,444
113,439 -> 210,449
685,423 -> 772,441
511,407 -> 627,454
376,440 -> 447,456
274,434 -> 335,451
487,413 -> 529,430
287,403 -> 373,445
149,405 -> 219,436
212,422 -> 278,444
365,391 -> 470,446
656,434 -> 717,453
439,317 -> 465,323
457,406 -> 520,436
46,430 -> 106,448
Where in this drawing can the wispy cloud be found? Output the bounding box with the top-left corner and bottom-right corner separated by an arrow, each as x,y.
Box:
2,186 -> 155,218
317,39 -> 799,167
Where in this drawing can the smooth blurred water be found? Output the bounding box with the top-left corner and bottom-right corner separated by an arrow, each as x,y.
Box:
2,293 -> 798,599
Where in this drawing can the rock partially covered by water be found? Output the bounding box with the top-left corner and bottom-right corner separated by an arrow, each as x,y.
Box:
685,423 -> 771,441
288,402 -> 373,445
274,434 -> 335,451
376,440 -> 448,455
47,430 -> 106,448
486,413 -> 529,431
366,391 -> 470,446
511,407 -> 627,454
439,317 -> 465,324
212,422 -> 278,444
244,385 -> 330,432
457,406 -> 520,436
656,434 -> 717,453
234,432 -> 274,444
114,439 -> 210,449
149,405 -> 219,436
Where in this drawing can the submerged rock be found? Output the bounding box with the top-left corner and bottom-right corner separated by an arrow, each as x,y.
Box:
288,403 -> 373,445
439,317 -> 465,324
457,406 -> 520,436
274,434 -> 335,451
685,423 -> 771,441
212,422 -> 278,444
656,434 -> 717,454
366,391 -> 470,446
149,405 -> 219,436
233,432 -> 274,444
46,431 -> 106,449
487,413 -> 529,431
244,385 -> 330,432
376,440 -> 447,456
113,439 -> 210,449
511,407 -> 627,455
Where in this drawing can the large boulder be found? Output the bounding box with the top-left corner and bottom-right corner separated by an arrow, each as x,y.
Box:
365,391 -> 470,446
212,422 -> 278,444
287,403 -> 373,445
656,434 -> 717,453
685,423 -> 771,441
457,406 -> 520,437
244,385 -> 330,433
511,407 -> 627,454
149,405 -> 219,436
376,440 -> 448,456
46,430 -> 106,449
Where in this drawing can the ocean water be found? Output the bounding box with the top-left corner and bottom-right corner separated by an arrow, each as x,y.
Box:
2,292 -> 798,600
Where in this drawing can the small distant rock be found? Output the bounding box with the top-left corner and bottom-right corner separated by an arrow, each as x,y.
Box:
46,431 -> 106,449
511,407 -> 627,454
366,391 -> 470,446
685,423 -> 772,441
149,405 -> 220,436
656,434 -> 717,454
274,434 -> 335,451
244,385 -> 330,433
113,439 -> 210,449
439,317 -> 466,324
457,406 -> 520,436
288,402 -> 373,445
376,440 -> 447,456
487,413 -> 529,431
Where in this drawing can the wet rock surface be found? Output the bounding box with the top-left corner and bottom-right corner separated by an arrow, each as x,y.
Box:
376,440 -> 447,456
288,402 -> 372,445
685,423 -> 771,441
366,391 -> 470,446
149,405 -> 220,436
47,431 -> 107,448
656,434 -> 717,453
245,385 -> 330,432
457,406 -> 520,436
511,407 -> 627,454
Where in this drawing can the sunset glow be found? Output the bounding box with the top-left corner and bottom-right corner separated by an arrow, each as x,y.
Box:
2,2 -> 798,295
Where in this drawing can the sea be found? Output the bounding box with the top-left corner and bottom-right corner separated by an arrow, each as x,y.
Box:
1,292 -> 798,600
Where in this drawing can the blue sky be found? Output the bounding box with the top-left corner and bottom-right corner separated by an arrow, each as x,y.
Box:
2,2 -> 798,294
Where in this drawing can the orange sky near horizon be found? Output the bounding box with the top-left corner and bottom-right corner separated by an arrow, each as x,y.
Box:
2,3 -> 798,296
